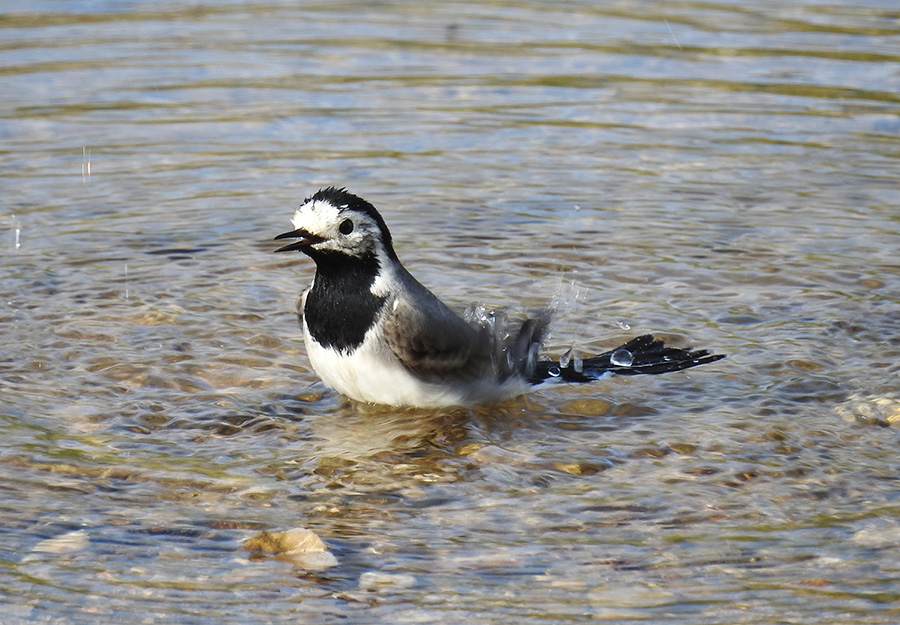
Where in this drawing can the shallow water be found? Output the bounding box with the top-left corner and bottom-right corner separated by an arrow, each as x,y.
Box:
2,1 -> 899,623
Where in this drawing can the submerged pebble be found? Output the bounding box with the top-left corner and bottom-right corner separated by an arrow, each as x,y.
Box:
23,530 -> 90,562
359,571 -> 417,591
244,528 -> 338,570
835,392 -> 900,427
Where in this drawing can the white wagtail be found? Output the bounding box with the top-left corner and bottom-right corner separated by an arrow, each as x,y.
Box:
274,187 -> 724,408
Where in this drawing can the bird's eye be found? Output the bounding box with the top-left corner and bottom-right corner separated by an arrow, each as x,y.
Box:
339,219 -> 354,235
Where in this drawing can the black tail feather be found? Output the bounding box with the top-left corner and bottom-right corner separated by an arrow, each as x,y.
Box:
531,334 -> 724,384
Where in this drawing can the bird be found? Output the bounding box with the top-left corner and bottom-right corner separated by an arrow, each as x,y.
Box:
274,187 -> 724,408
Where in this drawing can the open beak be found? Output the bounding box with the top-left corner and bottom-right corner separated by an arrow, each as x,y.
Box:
273,228 -> 326,253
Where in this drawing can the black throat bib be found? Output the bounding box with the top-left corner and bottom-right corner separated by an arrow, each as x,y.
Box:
303,251 -> 387,353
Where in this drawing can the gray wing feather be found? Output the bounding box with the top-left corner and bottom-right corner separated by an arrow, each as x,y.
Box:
383,294 -> 485,377
382,267 -> 548,384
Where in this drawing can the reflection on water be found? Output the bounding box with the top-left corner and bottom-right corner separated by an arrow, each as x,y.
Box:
2,0 -> 899,623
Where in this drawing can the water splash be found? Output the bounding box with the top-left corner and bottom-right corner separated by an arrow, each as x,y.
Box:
544,275 -> 585,366
664,18 -> 684,51
464,302 -> 511,371
559,346 -> 572,369
463,303 -> 509,340
82,146 -> 91,183
616,320 -> 631,331
558,345 -> 584,373
548,277 -> 583,321
10,214 -> 21,250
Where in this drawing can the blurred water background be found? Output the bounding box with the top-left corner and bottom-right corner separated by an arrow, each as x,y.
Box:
1,1 -> 899,623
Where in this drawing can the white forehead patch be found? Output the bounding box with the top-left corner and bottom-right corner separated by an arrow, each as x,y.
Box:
291,199 -> 342,233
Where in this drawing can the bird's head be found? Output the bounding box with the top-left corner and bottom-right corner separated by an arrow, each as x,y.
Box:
274,187 -> 397,263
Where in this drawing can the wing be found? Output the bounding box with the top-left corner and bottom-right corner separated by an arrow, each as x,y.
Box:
382,293 -> 486,380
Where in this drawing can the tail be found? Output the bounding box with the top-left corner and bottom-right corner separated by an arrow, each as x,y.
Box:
531,334 -> 724,384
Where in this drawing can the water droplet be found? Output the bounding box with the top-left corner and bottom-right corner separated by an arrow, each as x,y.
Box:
572,352 -> 583,373
610,348 -> 633,367
10,214 -> 21,250
548,366 -> 561,377
616,320 -> 631,331
559,346 -> 573,369
82,146 -> 91,183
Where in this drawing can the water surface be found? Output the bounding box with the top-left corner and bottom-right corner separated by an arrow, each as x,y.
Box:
2,1 -> 899,623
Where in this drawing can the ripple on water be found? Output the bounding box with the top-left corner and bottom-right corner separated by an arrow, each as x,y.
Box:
2,0 -> 900,622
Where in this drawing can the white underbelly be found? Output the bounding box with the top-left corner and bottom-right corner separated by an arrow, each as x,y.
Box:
302,320 -> 524,408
